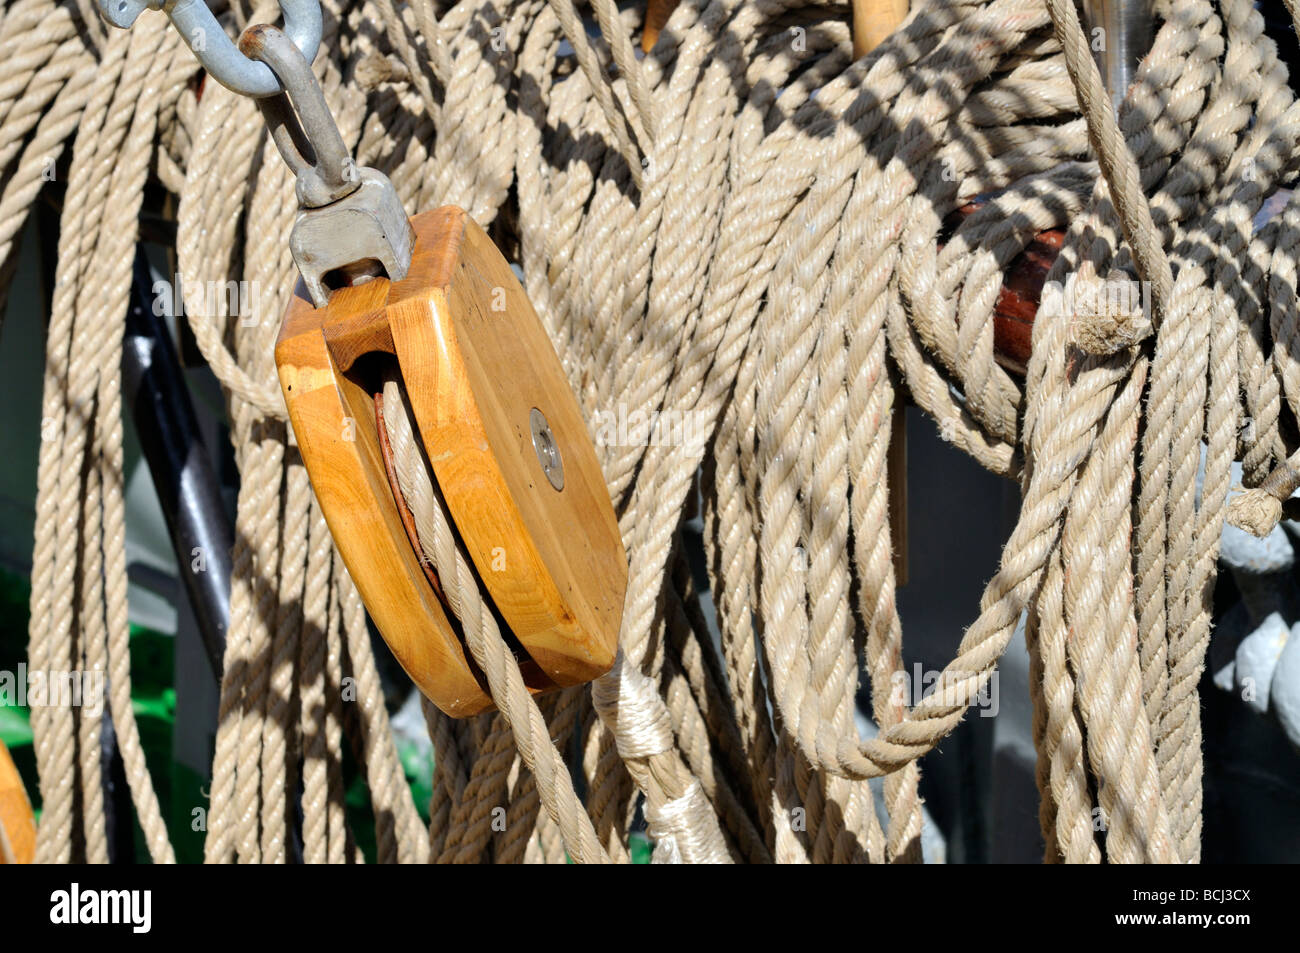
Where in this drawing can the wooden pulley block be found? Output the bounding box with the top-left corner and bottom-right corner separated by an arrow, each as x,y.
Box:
276,207 -> 627,717
0,740 -> 35,864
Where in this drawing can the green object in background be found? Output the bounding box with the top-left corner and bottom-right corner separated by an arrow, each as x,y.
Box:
128,624 -> 191,864
1,564 -> 655,863
630,831 -> 652,864
0,565 -> 184,857
399,736 -> 434,824
0,565 -> 37,814
0,702 -> 31,748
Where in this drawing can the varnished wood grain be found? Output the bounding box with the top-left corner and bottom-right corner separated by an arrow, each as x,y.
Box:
322,306 -> 395,372
390,208 -> 626,686
0,740 -> 34,864
276,207 -> 626,714
278,277 -> 494,717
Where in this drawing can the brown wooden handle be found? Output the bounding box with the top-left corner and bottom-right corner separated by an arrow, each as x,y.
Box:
852,0 -> 910,58
642,0 -> 679,53
945,202 -> 1064,376
989,228 -> 1063,374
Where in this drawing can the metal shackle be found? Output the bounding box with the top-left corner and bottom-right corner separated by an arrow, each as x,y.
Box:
95,0 -> 322,98
241,24 -> 359,208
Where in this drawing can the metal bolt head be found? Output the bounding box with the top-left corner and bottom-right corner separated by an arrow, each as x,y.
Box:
529,408 -> 564,492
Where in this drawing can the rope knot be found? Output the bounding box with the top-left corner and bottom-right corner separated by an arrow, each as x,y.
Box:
1227,458 -> 1300,538
1068,267 -> 1153,355
355,52 -> 409,90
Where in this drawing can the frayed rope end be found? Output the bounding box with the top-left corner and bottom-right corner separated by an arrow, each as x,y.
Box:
1227,488 -> 1283,538
1069,269 -> 1154,356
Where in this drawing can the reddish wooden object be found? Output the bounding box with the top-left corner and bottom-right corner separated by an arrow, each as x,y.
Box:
946,203 -> 1065,375
991,228 -> 1064,373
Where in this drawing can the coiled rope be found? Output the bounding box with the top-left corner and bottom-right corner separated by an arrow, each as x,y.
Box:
7,0 -> 1300,862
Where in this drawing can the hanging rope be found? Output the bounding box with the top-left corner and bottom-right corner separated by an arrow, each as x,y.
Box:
5,0 -> 1300,863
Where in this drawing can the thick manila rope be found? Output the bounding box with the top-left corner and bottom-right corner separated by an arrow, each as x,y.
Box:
0,0 -> 1180,863
8,0 -> 1300,863
0,0 -> 1144,863
377,376 -> 618,865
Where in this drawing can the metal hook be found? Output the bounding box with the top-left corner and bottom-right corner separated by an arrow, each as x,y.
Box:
96,0 -> 321,98
241,24 -> 359,208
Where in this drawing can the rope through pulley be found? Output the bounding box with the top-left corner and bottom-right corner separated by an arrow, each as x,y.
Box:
12,0 -> 1299,864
